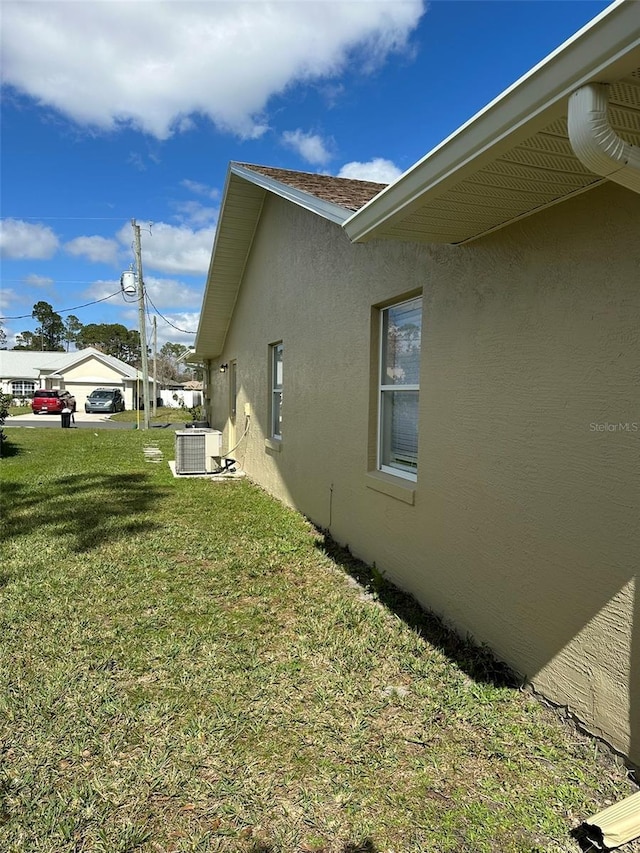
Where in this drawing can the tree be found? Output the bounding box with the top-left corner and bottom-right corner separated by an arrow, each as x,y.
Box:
14,331 -> 38,350
76,323 -> 141,364
0,324 -> 6,350
158,342 -> 190,383
161,342 -> 188,361
63,315 -> 83,351
32,301 -> 65,351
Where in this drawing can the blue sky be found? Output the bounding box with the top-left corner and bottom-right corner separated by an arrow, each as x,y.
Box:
0,0 -> 613,349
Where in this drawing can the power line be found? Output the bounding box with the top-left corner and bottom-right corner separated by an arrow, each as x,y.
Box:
0,290 -> 122,321
144,291 -> 196,335
1,282 -> 198,337
2,216 -> 126,221
1,279 -> 118,285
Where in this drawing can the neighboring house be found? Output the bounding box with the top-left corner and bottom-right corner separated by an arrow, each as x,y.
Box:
158,381 -> 203,409
0,347 -> 148,411
193,3 -> 640,764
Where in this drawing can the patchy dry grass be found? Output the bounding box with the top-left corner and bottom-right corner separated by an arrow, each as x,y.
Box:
0,429 -> 636,853
109,406 -> 195,425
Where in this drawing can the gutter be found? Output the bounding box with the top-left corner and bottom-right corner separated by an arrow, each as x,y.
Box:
343,0 -> 640,242
577,790 -> 640,850
568,83 -> 640,194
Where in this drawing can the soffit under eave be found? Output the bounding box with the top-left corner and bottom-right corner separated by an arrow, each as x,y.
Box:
194,174 -> 266,359
359,70 -> 640,245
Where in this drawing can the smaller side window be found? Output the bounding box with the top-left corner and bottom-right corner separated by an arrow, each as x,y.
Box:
379,296 -> 422,479
229,360 -> 237,419
270,342 -> 283,439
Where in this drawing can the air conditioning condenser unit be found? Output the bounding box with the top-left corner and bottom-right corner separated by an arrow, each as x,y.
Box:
175,429 -> 223,474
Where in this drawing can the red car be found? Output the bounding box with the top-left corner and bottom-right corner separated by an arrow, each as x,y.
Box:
31,389 -> 76,415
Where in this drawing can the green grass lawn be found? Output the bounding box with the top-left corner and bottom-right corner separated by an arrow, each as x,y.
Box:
6,404 -> 191,425
0,429 -> 636,853
6,404 -> 192,423
109,407 -> 200,426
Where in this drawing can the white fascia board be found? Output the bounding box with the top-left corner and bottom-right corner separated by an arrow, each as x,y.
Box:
183,352 -> 206,366
176,347 -> 196,364
194,165 -> 264,360
230,163 -> 352,225
194,161 -> 354,358
194,166 -> 236,356
344,0 -> 640,242
49,348 -> 135,379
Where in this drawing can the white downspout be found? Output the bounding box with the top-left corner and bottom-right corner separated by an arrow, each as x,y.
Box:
568,83 -> 640,194
579,790 -> 640,851
568,81 -> 640,851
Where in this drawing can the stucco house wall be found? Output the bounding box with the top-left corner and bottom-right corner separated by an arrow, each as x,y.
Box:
208,182 -> 640,764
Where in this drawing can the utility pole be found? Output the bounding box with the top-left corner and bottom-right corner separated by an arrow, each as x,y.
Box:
152,315 -> 157,417
132,219 -> 150,430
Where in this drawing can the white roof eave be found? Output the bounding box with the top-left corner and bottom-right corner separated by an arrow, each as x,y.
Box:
194,166 -> 255,359
195,162 -> 354,360
343,0 -> 640,243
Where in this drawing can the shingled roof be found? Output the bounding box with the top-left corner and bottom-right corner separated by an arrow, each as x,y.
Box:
194,162 -> 388,358
236,163 -> 387,212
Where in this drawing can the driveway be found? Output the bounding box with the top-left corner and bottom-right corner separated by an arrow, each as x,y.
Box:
5,412 -> 183,431
6,412 -> 132,430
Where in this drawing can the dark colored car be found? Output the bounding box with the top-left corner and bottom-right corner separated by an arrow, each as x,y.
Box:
31,389 -> 76,415
84,388 -> 125,414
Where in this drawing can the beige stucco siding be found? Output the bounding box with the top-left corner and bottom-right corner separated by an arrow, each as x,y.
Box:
60,360 -> 124,382
209,182 -> 640,764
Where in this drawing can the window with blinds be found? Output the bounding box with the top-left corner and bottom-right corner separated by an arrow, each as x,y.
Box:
379,296 -> 422,479
270,342 -> 283,440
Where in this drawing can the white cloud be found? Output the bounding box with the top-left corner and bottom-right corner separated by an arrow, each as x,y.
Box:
2,2 -> 424,139
0,287 -> 18,314
127,152 -> 148,172
86,274 -> 201,312
282,129 -> 332,165
83,279 -> 122,301
24,274 -> 54,288
143,276 -> 203,309
154,312 -> 200,347
174,201 -> 218,228
117,222 -> 214,276
176,181 -> 220,225
181,180 -> 220,200
65,235 -> 121,265
119,306 -> 199,347
0,219 -> 59,260
338,157 -> 403,183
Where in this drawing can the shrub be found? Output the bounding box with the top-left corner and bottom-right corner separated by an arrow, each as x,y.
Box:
0,392 -> 11,450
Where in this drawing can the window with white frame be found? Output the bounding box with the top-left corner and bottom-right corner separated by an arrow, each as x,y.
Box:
270,342 -> 283,439
379,296 -> 422,479
11,381 -> 36,398
229,360 -> 237,419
